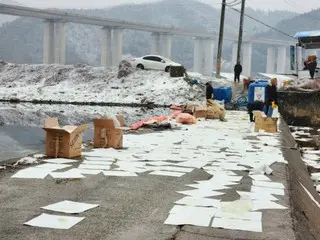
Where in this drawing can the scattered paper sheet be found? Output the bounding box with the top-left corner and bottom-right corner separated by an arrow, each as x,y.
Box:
149,171 -> 185,177
252,180 -> 285,189
103,171 -> 138,177
251,186 -> 285,196
41,200 -> 99,214
186,183 -> 232,191
78,164 -> 111,170
44,158 -> 78,164
82,161 -> 113,166
24,213 -> 84,229
68,169 -> 103,175
35,163 -> 72,170
220,200 -> 253,213
237,191 -> 278,201
249,174 -> 271,182
212,217 -> 262,232
215,210 -> 262,221
175,196 -> 221,208
176,189 -> 225,198
84,157 -> 115,162
11,167 -> 52,179
153,166 -> 194,173
164,211 -> 212,227
169,205 -> 217,217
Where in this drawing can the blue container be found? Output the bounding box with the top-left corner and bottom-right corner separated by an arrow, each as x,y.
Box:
213,87 -> 232,103
248,80 -> 269,104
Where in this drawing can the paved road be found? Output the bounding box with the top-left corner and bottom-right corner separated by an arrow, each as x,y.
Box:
0,116 -> 296,240
0,125 -> 93,163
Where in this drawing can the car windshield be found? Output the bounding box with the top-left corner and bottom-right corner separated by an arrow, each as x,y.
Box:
161,57 -> 172,62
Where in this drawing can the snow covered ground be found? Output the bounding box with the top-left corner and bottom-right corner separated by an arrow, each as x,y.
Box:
0,62 -> 235,106
0,102 -> 171,127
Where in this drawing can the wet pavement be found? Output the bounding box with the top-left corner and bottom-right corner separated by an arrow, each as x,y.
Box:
0,112 -> 296,240
0,125 -> 93,163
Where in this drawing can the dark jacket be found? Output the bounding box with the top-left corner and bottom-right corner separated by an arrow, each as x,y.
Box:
234,64 -> 242,74
206,83 -> 213,100
308,61 -> 317,70
266,85 -> 277,104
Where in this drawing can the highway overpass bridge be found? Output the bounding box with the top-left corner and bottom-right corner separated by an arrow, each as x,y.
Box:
0,3 -> 300,76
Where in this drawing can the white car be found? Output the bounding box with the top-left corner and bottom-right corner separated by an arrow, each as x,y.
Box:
133,55 -> 182,72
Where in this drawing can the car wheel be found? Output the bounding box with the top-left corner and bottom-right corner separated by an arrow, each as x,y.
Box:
137,64 -> 144,70
165,66 -> 170,72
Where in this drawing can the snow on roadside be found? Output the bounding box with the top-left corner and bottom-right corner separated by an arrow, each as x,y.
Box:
0,62 -> 223,105
0,102 -> 172,127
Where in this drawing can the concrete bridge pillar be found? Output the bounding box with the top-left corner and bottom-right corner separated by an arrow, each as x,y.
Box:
203,39 -> 214,76
193,37 -> 214,76
232,43 -> 237,65
112,28 -> 123,66
193,37 -> 204,74
266,47 -> 276,73
151,32 -> 161,55
101,27 -> 112,67
160,33 -> 172,58
277,46 -> 286,74
242,42 -> 252,76
54,22 -> 66,64
296,46 -> 303,71
43,20 -> 54,64
43,20 -> 66,64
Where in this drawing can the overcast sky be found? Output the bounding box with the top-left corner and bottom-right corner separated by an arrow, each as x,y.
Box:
11,0 -> 320,13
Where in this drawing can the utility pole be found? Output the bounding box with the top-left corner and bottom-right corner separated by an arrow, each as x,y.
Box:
216,0 -> 226,78
236,0 -> 246,64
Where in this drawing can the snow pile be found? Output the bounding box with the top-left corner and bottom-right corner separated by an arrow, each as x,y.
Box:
0,61 -> 214,105
0,103 -> 171,127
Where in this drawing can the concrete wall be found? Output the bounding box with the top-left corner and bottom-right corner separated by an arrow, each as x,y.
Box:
280,122 -> 320,240
278,90 -> 320,127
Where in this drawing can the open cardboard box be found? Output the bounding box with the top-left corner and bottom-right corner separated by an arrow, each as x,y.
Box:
253,111 -> 278,133
94,115 -> 126,149
43,118 -> 88,158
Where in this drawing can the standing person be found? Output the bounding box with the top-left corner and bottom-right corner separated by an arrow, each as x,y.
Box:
234,62 -> 242,83
265,78 -> 278,117
308,57 -> 317,79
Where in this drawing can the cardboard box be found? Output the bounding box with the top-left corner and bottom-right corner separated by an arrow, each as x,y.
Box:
43,118 -> 88,158
253,111 -> 278,133
184,104 -> 198,113
194,106 -> 207,118
94,115 -> 124,149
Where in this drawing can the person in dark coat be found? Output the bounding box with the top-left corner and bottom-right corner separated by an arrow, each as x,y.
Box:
265,78 -> 278,117
247,101 -> 265,122
205,82 -> 213,100
234,62 -> 242,83
308,59 -> 317,79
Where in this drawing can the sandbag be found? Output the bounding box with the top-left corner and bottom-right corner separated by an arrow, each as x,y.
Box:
176,113 -> 197,124
169,111 -> 182,119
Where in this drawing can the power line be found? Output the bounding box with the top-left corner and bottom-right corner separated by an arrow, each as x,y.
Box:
228,6 -> 296,39
226,0 -> 242,6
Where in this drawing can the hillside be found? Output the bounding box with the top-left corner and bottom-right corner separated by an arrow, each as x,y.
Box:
0,0 -> 297,72
251,8 -> 320,73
